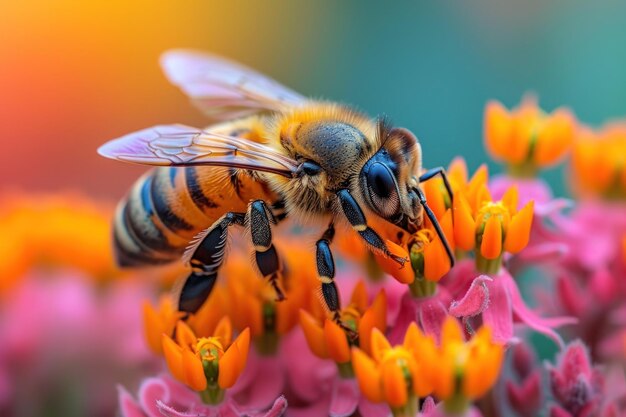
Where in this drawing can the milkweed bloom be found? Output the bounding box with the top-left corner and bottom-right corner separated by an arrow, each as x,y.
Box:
571,123 -> 626,200
484,96 -> 576,177
162,317 -> 250,402
299,281 -> 387,373
453,183 -> 534,274
352,318 -> 503,417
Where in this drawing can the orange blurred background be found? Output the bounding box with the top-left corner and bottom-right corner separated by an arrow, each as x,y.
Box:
0,0 -> 323,199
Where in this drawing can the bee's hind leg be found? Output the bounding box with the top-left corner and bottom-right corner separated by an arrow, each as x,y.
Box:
248,200 -> 286,301
178,212 -> 245,314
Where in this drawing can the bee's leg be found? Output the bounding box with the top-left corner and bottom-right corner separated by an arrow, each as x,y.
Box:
336,189 -> 407,266
414,186 -> 455,267
178,212 -> 245,314
315,223 -> 355,339
418,167 -> 453,206
247,200 -> 285,301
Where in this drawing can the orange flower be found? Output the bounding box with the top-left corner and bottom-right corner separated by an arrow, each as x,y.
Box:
221,238 -> 316,354
426,318 -> 504,404
485,96 -> 576,176
453,179 -> 534,273
571,123 -> 626,199
299,281 -> 387,374
353,319 -> 504,414
352,323 -> 434,413
422,157 -> 472,222
162,316 -> 250,401
143,296 -> 186,354
143,286 -> 228,355
0,193 -> 118,292
376,209 -> 454,288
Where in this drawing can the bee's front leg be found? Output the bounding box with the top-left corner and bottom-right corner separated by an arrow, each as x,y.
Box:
336,189 -> 407,266
248,200 -> 285,301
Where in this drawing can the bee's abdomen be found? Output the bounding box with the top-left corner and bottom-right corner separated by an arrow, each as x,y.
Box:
113,165 -> 271,267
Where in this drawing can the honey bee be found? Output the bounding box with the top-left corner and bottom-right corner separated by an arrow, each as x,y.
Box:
99,50 -> 454,325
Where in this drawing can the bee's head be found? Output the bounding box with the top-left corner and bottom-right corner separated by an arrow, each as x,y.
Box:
359,121 -> 423,233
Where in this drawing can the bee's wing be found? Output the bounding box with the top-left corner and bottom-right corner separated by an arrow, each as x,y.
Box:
98,124 -> 299,177
161,49 -> 306,120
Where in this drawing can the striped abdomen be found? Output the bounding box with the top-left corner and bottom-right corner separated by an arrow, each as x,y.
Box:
113,164 -> 275,267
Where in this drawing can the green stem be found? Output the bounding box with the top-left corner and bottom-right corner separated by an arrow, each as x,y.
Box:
254,332 -> 280,356
475,252 -> 502,275
366,253 -> 386,282
443,392 -> 470,416
199,386 -> 225,405
507,162 -> 537,179
391,395 -> 418,417
408,276 -> 437,298
337,361 -> 354,378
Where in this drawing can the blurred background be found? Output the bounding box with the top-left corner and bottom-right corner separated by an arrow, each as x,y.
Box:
2,0 -> 626,199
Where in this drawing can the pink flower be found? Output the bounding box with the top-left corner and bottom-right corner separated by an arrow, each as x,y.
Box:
118,375 -> 287,417
443,260 -> 575,346
548,341 -> 605,417
504,344 -> 543,417
0,270 -> 159,417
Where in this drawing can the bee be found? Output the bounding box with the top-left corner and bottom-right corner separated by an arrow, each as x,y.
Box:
99,50 -> 454,326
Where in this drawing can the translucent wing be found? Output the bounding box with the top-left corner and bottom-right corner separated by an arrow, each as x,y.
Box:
161,49 -> 306,120
98,124 -> 299,177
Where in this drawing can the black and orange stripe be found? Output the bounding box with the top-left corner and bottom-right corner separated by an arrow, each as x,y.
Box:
113,160 -> 280,267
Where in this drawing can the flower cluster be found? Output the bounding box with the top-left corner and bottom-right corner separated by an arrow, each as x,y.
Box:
87,95 -> 626,415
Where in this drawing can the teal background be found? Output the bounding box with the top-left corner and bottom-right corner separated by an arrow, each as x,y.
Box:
246,0 -> 626,198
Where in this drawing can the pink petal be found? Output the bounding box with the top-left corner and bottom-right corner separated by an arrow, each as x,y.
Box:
118,386 -> 148,417
556,275 -> 586,317
157,401 -> 210,417
388,292 -> 418,345
427,404 -> 484,417
501,272 -> 576,347
512,343 -> 537,378
534,198 -> 573,218
515,242 -> 569,264
287,396 -> 331,417
389,290 -> 452,344
329,379 -> 359,417
449,275 -> 492,318
138,377 -> 170,417
419,297 -> 449,343
505,371 -> 542,417
421,396 -> 436,413
280,328 -> 335,402
358,398 -> 390,417
550,405 -> 574,417
161,375 -> 200,407
589,268 -> 616,303
482,278 -> 514,344
230,396 -> 288,417
259,396 -> 288,417
440,259 -> 477,299
232,353 -> 285,411
489,175 -> 553,208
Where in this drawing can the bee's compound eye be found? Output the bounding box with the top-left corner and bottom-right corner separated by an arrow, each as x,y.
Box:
366,162 -> 400,217
368,163 -> 395,199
